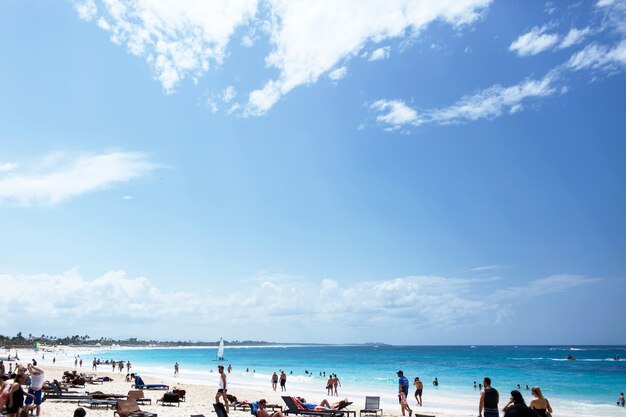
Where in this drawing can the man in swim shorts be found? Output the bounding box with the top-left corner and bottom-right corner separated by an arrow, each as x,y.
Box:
25,361 -> 45,416
280,371 -> 287,391
216,365 -> 229,412
414,377 -> 423,406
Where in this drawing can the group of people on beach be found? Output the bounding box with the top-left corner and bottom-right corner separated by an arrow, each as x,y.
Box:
478,377 -> 553,417
270,370 -> 288,391
325,374 -> 341,396
0,359 -> 45,417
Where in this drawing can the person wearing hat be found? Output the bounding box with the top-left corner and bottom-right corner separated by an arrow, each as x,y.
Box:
397,371 -> 412,417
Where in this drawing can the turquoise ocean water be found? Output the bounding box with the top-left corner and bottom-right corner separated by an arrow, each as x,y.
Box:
95,345 -> 626,416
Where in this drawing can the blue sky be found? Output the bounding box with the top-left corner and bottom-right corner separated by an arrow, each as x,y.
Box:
0,0 -> 625,344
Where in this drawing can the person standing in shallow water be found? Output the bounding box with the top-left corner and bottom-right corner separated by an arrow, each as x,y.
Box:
397,370 -> 412,417
529,386 -> 552,417
174,362 -> 179,377
479,377 -> 499,417
413,377 -> 423,407
280,371 -> 287,392
271,372 -> 278,391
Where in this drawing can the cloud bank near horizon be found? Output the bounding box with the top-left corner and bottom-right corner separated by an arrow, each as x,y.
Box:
0,268 -> 597,342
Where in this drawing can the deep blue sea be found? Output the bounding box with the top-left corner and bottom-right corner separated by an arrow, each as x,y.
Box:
95,345 -> 626,416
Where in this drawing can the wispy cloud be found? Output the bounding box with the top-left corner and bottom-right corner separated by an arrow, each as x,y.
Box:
370,70 -> 559,130
469,264 -> 511,272
0,162 -> 18,172
74,1 -> 492,116
243,0 -> 491,115
566,41 -> 626,71
558,27 -> 592,49
509,25 -> 560,56
328,66 -> 348,81
368,46 -> 391,61
0,151 -> 157,206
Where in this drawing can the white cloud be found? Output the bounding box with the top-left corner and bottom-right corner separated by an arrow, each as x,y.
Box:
328,66 -> 348,81
75,1 -> 492,115
0,151 -> 157,206
242,0 -> 492,115
370,99 -> 421,130
0,269 -> 596,339
222,86 -> 237,103
74,0 -> 259,93
493,274 -> 600,301
558,27 -> 591,49
509,25 -> 559,56
370,70 -> 559,130
73,0 -> 97,21
0,162 -> 18,172
566,41 -> 626,71
368,46 -> 390,61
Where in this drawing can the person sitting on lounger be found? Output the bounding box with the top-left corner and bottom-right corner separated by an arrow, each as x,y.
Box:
297,397 -> 351,410
253,399 -> 286,417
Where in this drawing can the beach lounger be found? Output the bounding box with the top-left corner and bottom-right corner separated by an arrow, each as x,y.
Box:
214,402 -> 229,417
128,390 -> 152,405
114,398 -> 157,417
133,376 -> 169,390
42,385 -> 93,402
77,398 -> 118,409
173,389 -> 186,401
282,396 -> 343,417
234,402 -> 283,412
156,393 -> 181,406
359,397 -> 382,417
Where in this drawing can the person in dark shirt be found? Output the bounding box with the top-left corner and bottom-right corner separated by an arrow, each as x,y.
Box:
502,390 -> 537,417
479,377 -> 499,417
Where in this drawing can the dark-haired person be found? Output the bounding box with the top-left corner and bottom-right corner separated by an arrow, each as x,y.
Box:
253,399 -> 286,417
397,370 -> 412,417
618,392 -> 625,407
529,386 -> 552,416
25,361 -> 45,416
6,373 -> 35,417
74,407 -> 87,417
216,365 -> 229,412
502,390 -> 536,417
478,377 -> 499,417
414,377 -> 423,407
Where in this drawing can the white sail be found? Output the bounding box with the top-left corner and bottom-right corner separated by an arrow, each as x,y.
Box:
217,337 -> 225,360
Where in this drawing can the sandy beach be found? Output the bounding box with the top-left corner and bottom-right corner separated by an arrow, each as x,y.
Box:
2,348 -> 474,417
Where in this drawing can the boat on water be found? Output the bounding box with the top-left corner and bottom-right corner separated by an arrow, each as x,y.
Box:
217,337 -> 225,361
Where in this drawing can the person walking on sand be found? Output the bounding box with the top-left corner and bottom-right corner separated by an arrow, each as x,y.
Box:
215,365 -> 229,412
126,361 -> 131,373
479,377 -> 499,417
397,370 -> 412,417
118,362 -> 124,372
326,376 -> 334,396
333,374 -> 341,396
272,372 -> 278,391
174,362 -> 179,377
280,371 -> 287,392
227,364 -> 232,373
414,377 -> 423,407
92,358 -> 97,371
79,358 -> 82,368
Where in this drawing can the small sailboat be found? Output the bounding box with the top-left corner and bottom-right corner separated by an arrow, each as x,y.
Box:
217,337 -> 225,361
